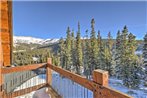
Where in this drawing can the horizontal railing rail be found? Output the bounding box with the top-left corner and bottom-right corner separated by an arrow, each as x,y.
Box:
1,63 -> 46,74
2,83 -> 46,98
47,60 -> 133,98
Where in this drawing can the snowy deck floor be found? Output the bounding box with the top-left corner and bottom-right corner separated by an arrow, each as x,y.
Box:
33,88 -> 50,98
33,87 -> 61,98
15,87 -> 61,98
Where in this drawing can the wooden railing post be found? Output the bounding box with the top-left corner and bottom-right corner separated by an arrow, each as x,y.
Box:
46,58 -> 52,85
93,69 -> 108,98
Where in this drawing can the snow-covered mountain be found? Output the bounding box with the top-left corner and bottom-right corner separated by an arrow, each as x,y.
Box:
14,36 -> 43,44
13,36 -> 59,45
41,39 -> 59,44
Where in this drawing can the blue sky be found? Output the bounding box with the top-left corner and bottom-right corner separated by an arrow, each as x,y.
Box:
13,1 -> 147,39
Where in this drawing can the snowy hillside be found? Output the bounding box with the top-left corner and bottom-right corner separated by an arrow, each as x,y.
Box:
41,39 -> 59,44
109,78 -> 147,98
14,36 -> 43,44
13,36 -> 59,45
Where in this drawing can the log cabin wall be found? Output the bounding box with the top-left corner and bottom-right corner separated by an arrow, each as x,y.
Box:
0,1 -> 13,66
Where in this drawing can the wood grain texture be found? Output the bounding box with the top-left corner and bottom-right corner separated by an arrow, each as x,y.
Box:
0,1 -> 12,66
1,63 -> 46,74
93,69 -> 109,86
46,58 -> 52,85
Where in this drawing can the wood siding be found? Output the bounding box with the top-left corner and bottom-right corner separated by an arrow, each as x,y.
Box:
0,1 -> 13,66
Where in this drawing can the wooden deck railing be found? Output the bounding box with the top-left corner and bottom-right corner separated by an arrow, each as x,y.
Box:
1,63 -> 47,98
47,58 -> 133,98
0,58 -> 133,98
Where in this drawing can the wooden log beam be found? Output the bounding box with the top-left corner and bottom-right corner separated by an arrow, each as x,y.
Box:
1,1 -> 13,66
0,1 -> 6,97
1,63 -> 46,74
47,63 -> 133,98
3,83 -> 46,98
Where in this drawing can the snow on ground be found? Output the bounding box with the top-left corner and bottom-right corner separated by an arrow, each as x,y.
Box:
109,78 -> 147,98
33,88 -> 50,98
15,87 -> 50,98
135,50 -> 142,55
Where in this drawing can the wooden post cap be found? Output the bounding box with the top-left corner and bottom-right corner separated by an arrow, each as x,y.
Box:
93,69 -> 108,87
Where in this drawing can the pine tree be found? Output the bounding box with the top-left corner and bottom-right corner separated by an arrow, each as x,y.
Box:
107,32 -> 113,49
89,18 -> 98,73
115,30 -> 122,77
75,22 -> 83,74
97,30 -> 101,68
47,49 -> 51,58
143,33 -> 147,86
65,27 -> 72,71
122,33 -> 141,88
97,30 -> 101,49
143,34 -> 147,67
105,32 -> 114,76
121,25 -> 128,59
121,26 -> 128,57
71,30 -> 76,72
118,26 -> 128,79
83,30 -> 91,77
97,35 -> 106,70
59,37 -> 66,68
115,26 -> 141,88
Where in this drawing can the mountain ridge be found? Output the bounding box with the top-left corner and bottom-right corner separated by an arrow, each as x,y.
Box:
13,36 -> 59,45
